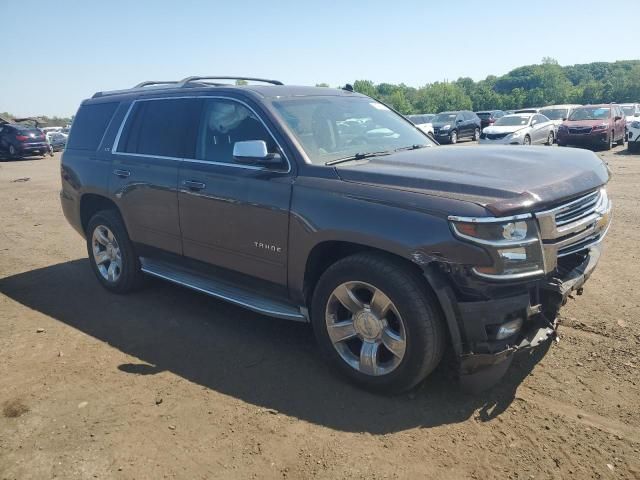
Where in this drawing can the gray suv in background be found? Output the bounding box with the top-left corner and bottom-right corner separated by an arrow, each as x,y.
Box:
61,77 -> 612,393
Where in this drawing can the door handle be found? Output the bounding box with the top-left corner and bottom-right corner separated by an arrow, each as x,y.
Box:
113,169 -> 131,178
183,180 -> 206,191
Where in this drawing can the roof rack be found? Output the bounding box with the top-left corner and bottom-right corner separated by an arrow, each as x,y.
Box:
177,76 -> 284,87
93,76 -> 284,98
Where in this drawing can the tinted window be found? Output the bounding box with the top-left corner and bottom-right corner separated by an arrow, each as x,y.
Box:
67,102 -> 118,150
120,98 -> 200,158
476,112 -> 491,118
196,98 -> 275,163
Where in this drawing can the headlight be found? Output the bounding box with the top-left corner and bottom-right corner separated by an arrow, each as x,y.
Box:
449,215 -> 544,279
510,130 -> 523,138
592,123 -> 608,131
558,125 -> 568,131
441,125 -> 451,130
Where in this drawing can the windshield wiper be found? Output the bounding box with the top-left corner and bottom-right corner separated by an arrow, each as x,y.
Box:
325,150 -> 392,166
394,144 -> 429,152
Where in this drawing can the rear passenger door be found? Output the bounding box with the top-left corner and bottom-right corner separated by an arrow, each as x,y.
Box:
177,97 -> 292,286
110,98 -> 200,255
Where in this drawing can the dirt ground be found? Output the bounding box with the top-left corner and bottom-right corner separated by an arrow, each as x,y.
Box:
1,145 -> 639,480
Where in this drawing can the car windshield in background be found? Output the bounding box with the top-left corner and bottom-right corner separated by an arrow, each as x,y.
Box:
541,109 -> 568,120
622,106 -> 635,115
432,113 -> 457,123
569,107 -> 610,121
271,97 -> 434,165
476,112 -> 492,118
494,115 -> 530,126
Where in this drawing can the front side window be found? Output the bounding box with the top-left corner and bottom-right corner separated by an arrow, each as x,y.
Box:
272,96 -> 434,165
196,99 -> 276,163
119,98 -> 199,158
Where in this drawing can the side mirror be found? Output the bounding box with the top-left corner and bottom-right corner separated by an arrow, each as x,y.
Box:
615,116 -> 622,121
233,140 -> 282,166
456,119 -> 463,123
562,117 -> 568,121
531,121 -> 537,126
635,112 -> 640,117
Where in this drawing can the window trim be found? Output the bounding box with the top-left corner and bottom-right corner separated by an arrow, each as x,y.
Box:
112,95 -> 292,173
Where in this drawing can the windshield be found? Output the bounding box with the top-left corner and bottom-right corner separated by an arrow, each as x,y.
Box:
271,97 -> 434,165
432,113 -> 457,123
622,106 -> 635,116
568,107 -> 610,121
494,115 -> 530,126
540,108 -> 568,120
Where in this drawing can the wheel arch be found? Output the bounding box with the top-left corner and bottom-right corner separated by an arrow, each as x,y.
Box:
302,240 -> 462,354
80,193 -> 121,234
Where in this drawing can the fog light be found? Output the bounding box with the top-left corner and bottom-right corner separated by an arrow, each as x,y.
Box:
496,318 -> 523,340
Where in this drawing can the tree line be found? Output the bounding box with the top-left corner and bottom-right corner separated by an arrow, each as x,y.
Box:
343,58 -> 640,115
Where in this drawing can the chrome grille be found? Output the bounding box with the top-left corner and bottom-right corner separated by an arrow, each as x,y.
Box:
535,189 -> 611,272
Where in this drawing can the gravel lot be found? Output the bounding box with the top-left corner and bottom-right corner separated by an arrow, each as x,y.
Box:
1,145 -> 639,479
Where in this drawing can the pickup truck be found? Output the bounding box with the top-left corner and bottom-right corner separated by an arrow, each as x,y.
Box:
60,77 -> 612,393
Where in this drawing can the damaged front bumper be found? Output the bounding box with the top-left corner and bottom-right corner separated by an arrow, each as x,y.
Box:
453,244 -> 603,390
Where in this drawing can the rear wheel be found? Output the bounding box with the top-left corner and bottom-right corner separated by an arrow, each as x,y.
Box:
449,130 -> 458,144
311,253 -> 445,393
86,210 -> 145,293
8,145 -> 17,158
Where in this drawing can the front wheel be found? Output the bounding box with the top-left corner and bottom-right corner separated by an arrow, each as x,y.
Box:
617,133 -> 625,146
449,130 -> 458,144
472,128 -> 480,141
86,210 -> 145,293
523,135 -> 531,146
605,132 -> 613,150
311,253 -> 445,393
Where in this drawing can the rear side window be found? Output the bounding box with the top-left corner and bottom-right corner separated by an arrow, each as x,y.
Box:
118,98 -> 200,158
67,102 -> 118,150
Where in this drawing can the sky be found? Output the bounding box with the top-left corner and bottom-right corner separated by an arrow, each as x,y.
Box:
1,0 -> 638,117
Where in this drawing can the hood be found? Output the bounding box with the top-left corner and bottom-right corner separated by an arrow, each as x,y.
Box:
482,125 -> 528,134
564,119 -> 611,127
334,146 -> 609,216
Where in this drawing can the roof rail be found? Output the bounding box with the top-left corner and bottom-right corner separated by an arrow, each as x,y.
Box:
178,76 -> 284,87
133,80 -> 181,88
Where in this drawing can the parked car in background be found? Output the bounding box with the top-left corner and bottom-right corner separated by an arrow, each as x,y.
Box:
431,110 -> 481,144
620,103 -> 640,122
42,126 -> 63,135
0,123 -> 50,158
514,108 -> 541,114
557,104 -> 626,150
540,104 -> 581,126
479,113 -> 555,146
46,131 -> 67,152
627,117 -> 640,153
475,110 -> 505,130
406,114 -> 435,136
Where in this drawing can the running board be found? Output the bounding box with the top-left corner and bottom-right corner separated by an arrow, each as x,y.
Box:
140,257 -> 307,322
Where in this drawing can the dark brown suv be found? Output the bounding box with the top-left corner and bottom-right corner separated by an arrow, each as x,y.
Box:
60,77 -> 612,393
557,104 -> 626,149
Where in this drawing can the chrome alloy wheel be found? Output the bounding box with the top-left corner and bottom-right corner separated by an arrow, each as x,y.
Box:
325,281 -> 407,376
92,225 -> 122,283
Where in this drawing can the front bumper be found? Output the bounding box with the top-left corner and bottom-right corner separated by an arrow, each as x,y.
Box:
455,244 -> 602,390
557,131 -> 608,146
479,135 -> 521,145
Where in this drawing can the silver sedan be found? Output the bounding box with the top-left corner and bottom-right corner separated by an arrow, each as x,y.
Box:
479,113 -> 555,146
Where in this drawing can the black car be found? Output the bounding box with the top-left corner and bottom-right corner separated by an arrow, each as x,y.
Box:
47,132 -> 67,152
431,110 -> 481,144
0,123 -> 50,158
475,110 -> 505,130
60,76 -> 612,393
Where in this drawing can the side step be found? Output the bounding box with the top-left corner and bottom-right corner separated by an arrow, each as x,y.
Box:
140,257 -> 307,322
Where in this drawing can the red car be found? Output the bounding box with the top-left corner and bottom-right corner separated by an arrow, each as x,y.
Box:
557,104 -> 626,150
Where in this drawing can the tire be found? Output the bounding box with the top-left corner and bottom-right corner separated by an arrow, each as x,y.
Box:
523,135 -> 531,146
617,132 -> 625,146
8,144 -> 17,158
629,142 -> 639,154
605,132 -> 613,150
546,131 -> 554,146
449,130 -> 458,144
557,140 -> 566,147
311,252 -> 445,393
472,128 -> 480,141
86,209 -> 145,294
